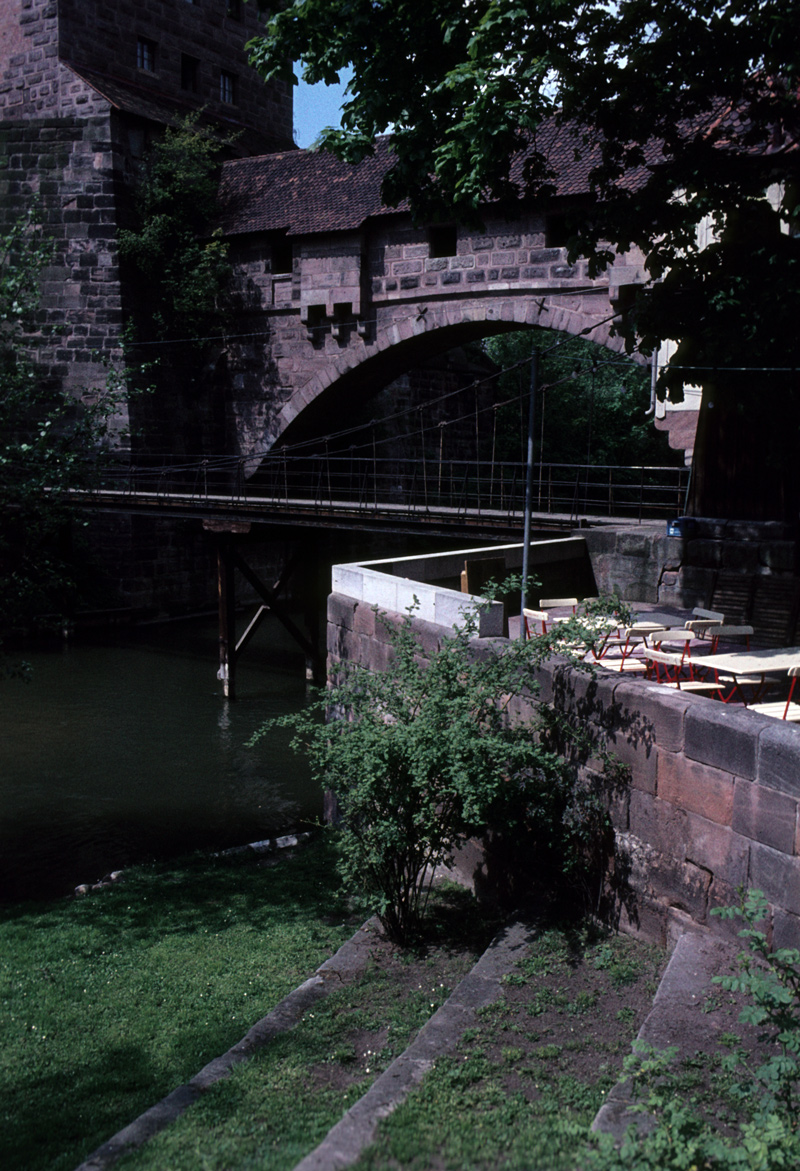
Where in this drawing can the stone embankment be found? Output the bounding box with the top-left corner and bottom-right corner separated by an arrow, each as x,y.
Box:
327,590 -> 800,951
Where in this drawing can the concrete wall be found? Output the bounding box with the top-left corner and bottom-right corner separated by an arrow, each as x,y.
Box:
327,574 -> 800,949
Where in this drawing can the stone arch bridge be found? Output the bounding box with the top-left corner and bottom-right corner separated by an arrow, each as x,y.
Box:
217,143 -> 654,462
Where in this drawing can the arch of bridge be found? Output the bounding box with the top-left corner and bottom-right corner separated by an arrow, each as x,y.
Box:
266,288 -> 641,449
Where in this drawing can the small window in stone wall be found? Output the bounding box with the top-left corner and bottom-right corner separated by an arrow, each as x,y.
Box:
545,213 -> 571,248
137,38 -> 157,73
181,54 -> 200,93
271,238 -> 293,275
220,70 -> 237,104
428,224 -> 458,258
227,0 -> 243,17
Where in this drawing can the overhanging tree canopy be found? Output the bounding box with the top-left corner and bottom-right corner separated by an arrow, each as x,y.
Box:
250,0 -> 800,521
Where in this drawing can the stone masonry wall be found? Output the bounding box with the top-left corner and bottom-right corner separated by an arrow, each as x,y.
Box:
0,111 -> 126,403
0,0 -> 292,151
585,523 -> 800,645
227,211 -> 643,455
327,592 -> 800,950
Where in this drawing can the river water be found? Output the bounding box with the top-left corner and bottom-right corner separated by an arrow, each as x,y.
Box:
0,615 -> 319,902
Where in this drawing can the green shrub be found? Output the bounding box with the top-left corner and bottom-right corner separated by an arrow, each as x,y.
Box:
254,594 -> 619,943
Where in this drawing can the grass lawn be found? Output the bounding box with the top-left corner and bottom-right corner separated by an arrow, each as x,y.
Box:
117,914 -> 663,1171
2,839 -> 668,1171
350,924 -> 665,1171
0,837 -> 357,1171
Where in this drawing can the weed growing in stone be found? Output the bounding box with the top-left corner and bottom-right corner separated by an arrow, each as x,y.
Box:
587,889 -> 800,1171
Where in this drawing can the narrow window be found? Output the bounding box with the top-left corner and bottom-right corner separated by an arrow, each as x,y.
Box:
428,224 -> 458,258
271,238 -> 293,275
137,38 -> 156,73
227,0 -> 243,17
181,54 -> 200,93
219,70 -> 236,104
545,213 -> 571,248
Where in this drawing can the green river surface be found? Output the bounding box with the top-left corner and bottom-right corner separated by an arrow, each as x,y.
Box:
0,614 -> 318,902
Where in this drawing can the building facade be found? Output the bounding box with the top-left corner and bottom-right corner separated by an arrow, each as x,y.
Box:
0,0 -> 293,406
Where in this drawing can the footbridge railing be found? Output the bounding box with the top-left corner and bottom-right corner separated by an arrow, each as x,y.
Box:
80,453 -> 690,525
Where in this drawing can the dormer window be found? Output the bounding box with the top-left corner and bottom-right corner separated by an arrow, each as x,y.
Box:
137,38 -> 156,73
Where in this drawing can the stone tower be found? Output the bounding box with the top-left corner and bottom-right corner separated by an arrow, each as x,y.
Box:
0,0 -> 293,409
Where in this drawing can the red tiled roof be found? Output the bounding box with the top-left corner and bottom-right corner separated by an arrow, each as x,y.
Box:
215,123 -> 615,237
216,103 -> 794,238
216,138 -> 406,236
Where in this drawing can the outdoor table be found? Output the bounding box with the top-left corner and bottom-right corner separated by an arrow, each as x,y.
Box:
691,647 -> 800,704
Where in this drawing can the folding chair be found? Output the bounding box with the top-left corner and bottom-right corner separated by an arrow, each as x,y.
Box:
708,625 -> 754,654
684,608 -> 724,638
747,666 -> 800,722
643,649 -> 725,694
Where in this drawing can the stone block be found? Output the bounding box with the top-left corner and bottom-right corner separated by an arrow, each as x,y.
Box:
657,752 -> 735,824
749,841 -> 800,909
759,543 -> 795,572
528,248 -> 563,264
603,720 -> 657,794
609,677 -> 680,751
684,704 -> 759,779
352,603 -> 377,638
625,834 -> 711,922
327,622 -> 357,661
732,779 -> 797,853
629,790 -> 687,858
757,722 -> 800,797
327,592 -> 357,631
615,890 -> 669,947
358,627 -> 395,674
410,618 -> 445,658
773,908 -> 800,950
685,812 -> 749,888
685,539 -> 723,568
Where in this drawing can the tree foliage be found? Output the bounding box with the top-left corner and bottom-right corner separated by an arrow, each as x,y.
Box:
118,121 -> 232,345
250,1 -> 800,518
249,1 -> 799,366
482,330 -> 682,468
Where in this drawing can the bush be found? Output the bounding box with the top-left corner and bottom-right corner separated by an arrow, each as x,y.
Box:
254,594 -> 619,943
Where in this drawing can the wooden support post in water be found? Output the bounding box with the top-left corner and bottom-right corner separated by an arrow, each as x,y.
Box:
216,535 -> 237,699
204,520 -> 252,700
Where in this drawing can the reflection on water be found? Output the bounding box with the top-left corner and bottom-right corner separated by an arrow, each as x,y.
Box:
0,616 -> 319,901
